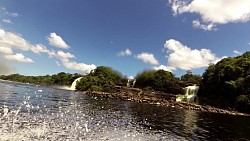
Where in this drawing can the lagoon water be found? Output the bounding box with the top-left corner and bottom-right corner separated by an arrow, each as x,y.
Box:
0,81 -> 250,141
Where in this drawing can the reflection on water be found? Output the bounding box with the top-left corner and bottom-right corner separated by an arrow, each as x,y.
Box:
0,81 -> 250,141
183,110 -> 198,135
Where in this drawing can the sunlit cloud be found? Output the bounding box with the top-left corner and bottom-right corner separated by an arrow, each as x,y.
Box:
169,0 -> 250,30
154,65 -> 176,72
0,46 -> 13,54
47,32 -> 70,49
164,39 -> 225,70
0,28 -> 96,73
137,52 -> 159,65
5,53 -> 34,63
61,59 -> 96,74
233,50 -> 242,56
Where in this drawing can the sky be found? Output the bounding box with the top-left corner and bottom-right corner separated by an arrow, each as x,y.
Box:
0,0 -> 250,78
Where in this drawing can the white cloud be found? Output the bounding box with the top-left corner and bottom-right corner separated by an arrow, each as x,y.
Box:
0,7 -> 19,17
154,65 -> 176,72
1,7 -> 6,11
31,44 -> 49,54
56,61 -> 61,67
47,32 -> 70,49
0,28 -> 96,73
117,49 -> 132,57
0,47 -> 13,54
61,59 -> 96,74
10,13 -> 18,17
0,28 -> 51,54
2,19 -> 12,24
137,52 -> 159,65
233,50 -> 242,56
56,50 -> 75,59
192,20 -> 216,31
0,28 -> 32,51
48,50 -> 95,74
164,39 -> 224,70
5,53 -> 34,63
169,0 -> 250,30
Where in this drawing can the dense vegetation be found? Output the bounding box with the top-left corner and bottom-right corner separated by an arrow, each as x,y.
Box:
180,70 -> 202,85
0,72 -> 83,86
135,70 -> 201,94
199,52 -> 250,113
75,66 -> 126,92
135,70 -> 180,94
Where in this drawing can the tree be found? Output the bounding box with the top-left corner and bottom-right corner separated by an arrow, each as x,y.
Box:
180,71 -> 202,85
135,69 -> 182,94
200,52 -> 250,113
76,66 -> 124,92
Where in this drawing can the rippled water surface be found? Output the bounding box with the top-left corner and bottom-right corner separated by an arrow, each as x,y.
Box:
0,81 -> 250,141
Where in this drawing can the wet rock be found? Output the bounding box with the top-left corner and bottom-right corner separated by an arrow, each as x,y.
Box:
85,89 -> 249,116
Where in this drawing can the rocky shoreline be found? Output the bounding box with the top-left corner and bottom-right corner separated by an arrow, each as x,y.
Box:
85,87 -> 249,116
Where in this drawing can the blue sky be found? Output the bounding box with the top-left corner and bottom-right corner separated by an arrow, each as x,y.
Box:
0,0 -> 250,78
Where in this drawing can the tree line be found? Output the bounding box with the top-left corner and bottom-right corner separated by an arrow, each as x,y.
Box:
0,72 -> 83,86
0,51 -> 249,113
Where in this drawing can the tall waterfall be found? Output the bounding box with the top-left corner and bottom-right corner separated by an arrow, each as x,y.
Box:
70,77 -> 83,90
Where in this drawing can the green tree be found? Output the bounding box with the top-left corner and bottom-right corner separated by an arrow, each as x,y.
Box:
200,52 -> 250,113
135,69 -> 181,94
180,70 -> 202,85
76,66 -> 123,92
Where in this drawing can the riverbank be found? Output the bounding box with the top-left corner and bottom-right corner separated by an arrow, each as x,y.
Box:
85,87 -> 249,116
0,79 -> 248,116
0,79 -> 73,91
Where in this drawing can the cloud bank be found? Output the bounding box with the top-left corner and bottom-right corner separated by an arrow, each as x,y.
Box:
162,39 -> 225,70
0,28 -> 96,74
169,0 -> 250,30
5,53 -> 34,63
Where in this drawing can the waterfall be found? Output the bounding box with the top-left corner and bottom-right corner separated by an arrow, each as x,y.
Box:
70,77 -> 83,90
184,85 -> 199,96
176,85 -> 199,103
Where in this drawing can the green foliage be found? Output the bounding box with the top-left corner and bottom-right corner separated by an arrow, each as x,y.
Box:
76,66 -> 124,92
200,52 -> 250,113
0,72 -> 83,86
135,69 -> 182,94
180,71 -> 202,85
89,85 -> 104,91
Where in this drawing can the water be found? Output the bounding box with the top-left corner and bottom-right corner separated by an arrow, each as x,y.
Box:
0,81 -> 250,141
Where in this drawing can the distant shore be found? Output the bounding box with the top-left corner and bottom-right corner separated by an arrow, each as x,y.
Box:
0,79 -> 72,90
85,87 -> 249,116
